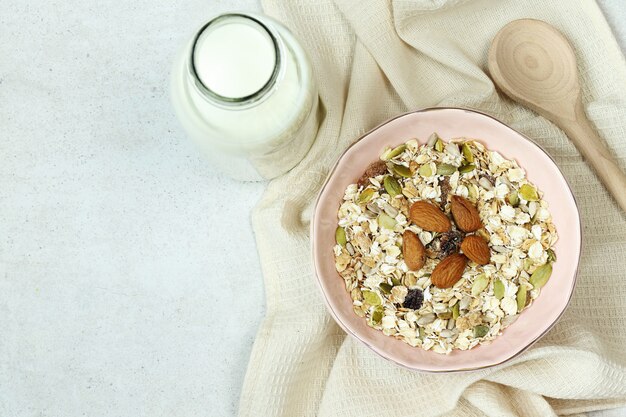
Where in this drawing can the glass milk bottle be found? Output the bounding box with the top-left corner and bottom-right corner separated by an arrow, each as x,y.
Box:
171,13 -> 319,181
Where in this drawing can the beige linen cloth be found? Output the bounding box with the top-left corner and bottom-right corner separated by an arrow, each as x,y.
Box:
239,0 -> 626,416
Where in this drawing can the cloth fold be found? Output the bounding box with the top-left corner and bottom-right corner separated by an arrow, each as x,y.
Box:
239,0 -> 626,415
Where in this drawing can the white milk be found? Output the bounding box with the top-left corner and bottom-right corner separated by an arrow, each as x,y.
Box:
171,13 -> 319,181
193,21 -> 276,99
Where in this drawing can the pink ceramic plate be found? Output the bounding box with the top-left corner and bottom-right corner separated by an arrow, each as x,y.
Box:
311,107 -> 581,372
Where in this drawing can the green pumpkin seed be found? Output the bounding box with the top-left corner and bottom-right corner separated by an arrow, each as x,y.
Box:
523,258 -> 534,271
462,143 -> 475,163
436,163 -> 457,175
383,176 -> 402,197
392,164 -> 412,178
507,190 -> 520,207
378,213 -> 397,230
468,184 -> 478,201
519,184 -> 539,201
459,163 -> 476,174
418,327 -> 425,339
363,290 -> 381,306
473,325 -> 489,338
516,285 -> 528,313
391,276 -> 402,286
452,303 -> 460,319
418,163 -> 433,177
357,188 -> 375,204
370,305 -> 384,325
547,248 -> 557,262
494,279 -> 505,300
386,144 -> 407,160
435,138 -> 445,152
471,274 -> 490,296
335,227 -> 347,246
379,282 -> 393,294
437,311 -> 452,320
530,263 -> 552,289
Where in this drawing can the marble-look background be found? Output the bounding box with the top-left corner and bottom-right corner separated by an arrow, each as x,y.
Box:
1,1 -> 624,416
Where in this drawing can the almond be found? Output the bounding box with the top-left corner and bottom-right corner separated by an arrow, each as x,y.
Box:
409,201 -> 451,232
450,195 -> 482,232
431,253 -> 467,288
402,231 -> 425,271
460,235 -> 491,265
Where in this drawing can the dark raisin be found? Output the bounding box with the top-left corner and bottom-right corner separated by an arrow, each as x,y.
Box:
439,177 -> 451,209
437,230 -> 463,259
357,160 -> 388,187
403,288 -> 424,310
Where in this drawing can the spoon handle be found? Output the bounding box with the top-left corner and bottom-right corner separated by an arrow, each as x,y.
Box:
557,100 -> 626,212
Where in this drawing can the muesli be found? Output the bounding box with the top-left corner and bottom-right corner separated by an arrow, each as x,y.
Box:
334,134 -> 557,354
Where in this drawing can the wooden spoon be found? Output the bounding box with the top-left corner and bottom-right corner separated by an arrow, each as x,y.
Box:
488,19 -> 626,212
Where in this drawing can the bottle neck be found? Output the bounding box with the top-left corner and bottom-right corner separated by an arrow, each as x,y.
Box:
187,13 -> 283,110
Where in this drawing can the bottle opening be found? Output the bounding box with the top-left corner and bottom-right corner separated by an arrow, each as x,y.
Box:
191,14 -> 280,103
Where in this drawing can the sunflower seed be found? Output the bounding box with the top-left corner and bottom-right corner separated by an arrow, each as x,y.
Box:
427,132 -> 439,147
460,296 -> 472,311
383,203 -> 399,218
366,202 -> 381,214
479,176 -> 494,190
501,314 -> 519,327
440,329 -> 455,338
417,313 -> 436,326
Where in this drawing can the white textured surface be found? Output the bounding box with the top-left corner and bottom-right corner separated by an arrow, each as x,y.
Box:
0,1 -> 623,417
1,1 -> 263,416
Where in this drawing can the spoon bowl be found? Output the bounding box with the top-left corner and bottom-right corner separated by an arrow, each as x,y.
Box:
488,19 -> 626,211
